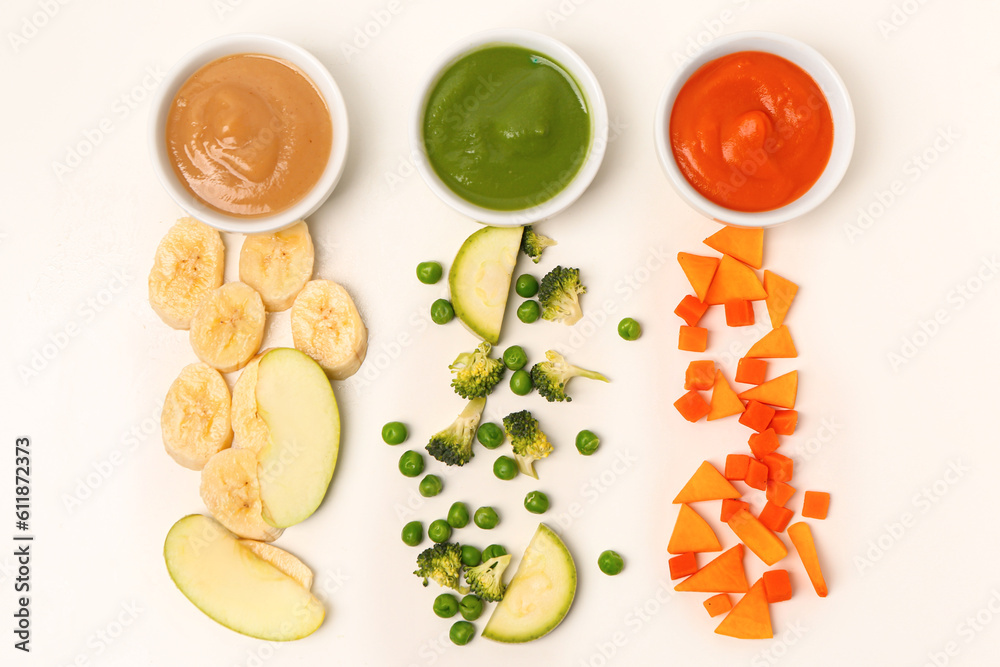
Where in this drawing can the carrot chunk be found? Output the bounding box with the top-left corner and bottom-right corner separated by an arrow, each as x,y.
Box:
724,300 -> 755,327
763,270 -> 798,329
739,400 -> 776,432
714,579 -> 773,639
683,360 -> 716,390
787,522 -> 828,597
724,454 -> 750,481
745,459 -> 768,491
735,358 -> 767,385
727,509 -> 787,566
739,371 -> 798,409
708,370 -> 745,421
721,498 -> 749,522
674,390 -> 710,423
748,428 -> 780,459
763,453 -> 793,483
673,461 -> 742,503
802,491 -> 830,520
704,255 -> 767,305
679,325 -> 708,352
675,545 -> 749,593
668,504 -> 723,554
762,569 -> 792,603
704,226 -> 764,269
674,294 -> 710,327
704,593 -> 733,618
769,410 -> 798,435
669,552 -> 699,580
746,325 -> 797,358
766,481 -> 795,507
758,501 -> 794,533
677,253 -> 720,303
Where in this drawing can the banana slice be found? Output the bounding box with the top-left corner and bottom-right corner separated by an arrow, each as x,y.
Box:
190,282 -> 266,373
237,540 -> 314,590
200,448 -> 282,542
161,363 -> 233,470
239,221 -> 315,312
148,217 -> 225,329
230,355 -> 271,455
291,280 -> 368,380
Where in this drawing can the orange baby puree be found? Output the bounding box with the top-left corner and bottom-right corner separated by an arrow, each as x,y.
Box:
166,54 -> 332,218
670,51 -> 833,213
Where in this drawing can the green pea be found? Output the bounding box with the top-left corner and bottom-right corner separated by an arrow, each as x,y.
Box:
509,369 -> 533,396
618,317 -> 642,341
449,620 -> 475,646
481,544 -> 507,561
502,345 -> 528,371
477,422 -> 504,449
598,550 -> 625,575
433,593 -> 459,618
398,450 -> 424,477
524,490 -> 550,514
381,421 -> 408,445
428,519 -> 452,543
515,274 -> 539,298
416,261 -> 443,285
493,455 -> 518,481
447,502 -> 470,529
516,300 -> 540,323
401,521 -> 423,547
575,429 -> 600,456
474,506 -> 499,529
419,474 -> 443,498
431,299 -> 455,324
459,595 -> 484,621
461,545 -> 482,567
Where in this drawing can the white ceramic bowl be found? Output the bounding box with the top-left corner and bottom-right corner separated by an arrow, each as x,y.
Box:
654,31 -> 855,227
410,29 -> 609,227
149,33 -> 349,234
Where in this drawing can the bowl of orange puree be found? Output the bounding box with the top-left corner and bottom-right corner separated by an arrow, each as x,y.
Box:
149,34 -> 349,233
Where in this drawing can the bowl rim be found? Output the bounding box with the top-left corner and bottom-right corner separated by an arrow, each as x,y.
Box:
148,32 -> 349,234
654,30 -> 856,228
409,28 -> 609,227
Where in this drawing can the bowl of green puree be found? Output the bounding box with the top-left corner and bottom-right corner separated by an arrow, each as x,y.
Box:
412,29 -> 608,226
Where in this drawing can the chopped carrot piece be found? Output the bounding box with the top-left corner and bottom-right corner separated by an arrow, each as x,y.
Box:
745,459 -> 768,491
674,294 -> 710,327
739,400 -> 776,432
748,428 -> 780,459
675,545 -> 749,593
673,461 -> 742,504
703,226 -> 764,269
683,360 -> 716,390
724,300 -> 755,327
802,491 -> 830,520
714,578 -> 773,639
704,593 -> 733,618
674,390 -> 710,423
735,358 -> 767,385
678,325 -> 708,352
677,253 -> 720,302
721,498 -> 749,522
746,325 -> 797,358
708,370 -> 745,421
763,453 -> 793,483
766,481 -> 796,507
704,255 -> 767,305
762,569 -> 792,603
724,454 -> 750,481
739,371 -> 798,409
769,410 -> 798,435
758,502 -> 794,533
763,270 -> 798,329
727,509 -> 787,566
668,504 -> 723,554
787,522 -> 828,597
669,552 -> 699,580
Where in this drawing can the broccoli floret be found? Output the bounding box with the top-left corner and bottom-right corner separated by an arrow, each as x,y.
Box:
521,225 -> 557,264
414,542 -> 469,593
502,410 -> 553,479
538,266 -> 586,325
464,554 -> 512,602
426,397 -> 487,466
530,350 -> 609,403
450,342 -> 506,399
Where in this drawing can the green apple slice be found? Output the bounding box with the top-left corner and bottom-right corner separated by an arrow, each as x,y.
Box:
483,523 -> 577,643
449,226 -> 523,344
256,347 -> 340,528
163,515 -> 324,640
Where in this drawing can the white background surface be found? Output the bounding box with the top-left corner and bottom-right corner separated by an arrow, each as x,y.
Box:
3,1 -> 1000,665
